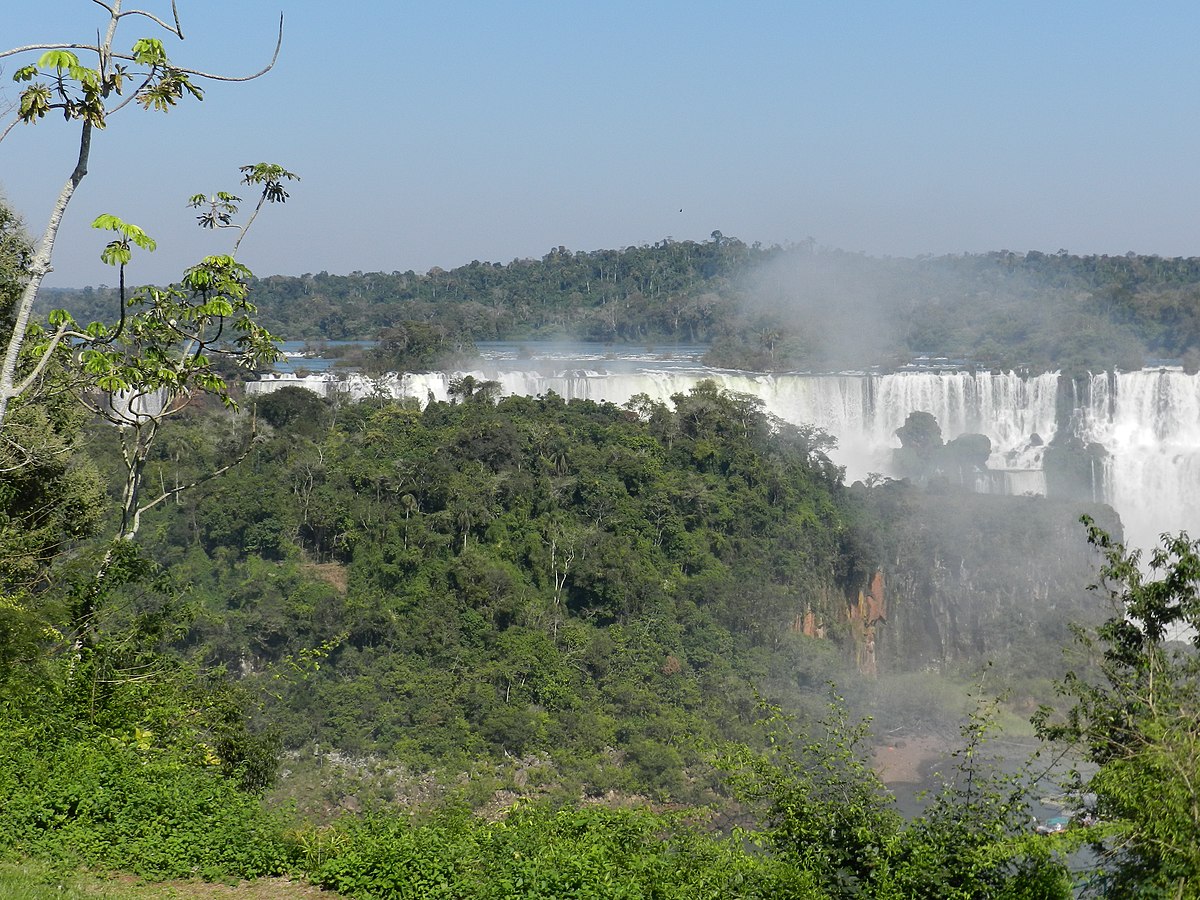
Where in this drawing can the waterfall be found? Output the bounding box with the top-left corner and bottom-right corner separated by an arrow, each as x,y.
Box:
1076,369 -> 1200,552
247,361 -> 1199,554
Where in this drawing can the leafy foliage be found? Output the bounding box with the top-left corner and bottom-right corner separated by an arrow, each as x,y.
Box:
77,253 -> 277,401
1036,519 -> 1200,898
142,384 -> 855,787
0,524 -> 292,880
0,0 -> 283,434
308,804 -> 817,899
8,24 -> 204,129
104,379 -> 1105,804
0,731 -> 290,879
721,698 -> 1071,898
0,201 -> 31,325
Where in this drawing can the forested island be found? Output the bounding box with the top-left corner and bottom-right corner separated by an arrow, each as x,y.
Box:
5,6 -> 1200,899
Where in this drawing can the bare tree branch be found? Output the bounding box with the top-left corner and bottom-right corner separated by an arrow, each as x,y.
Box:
0,43 -> 102,61
0,431 -> 73,473
114,3 -> 184,38
9,322 -> 81,399
0,119 -> 93,423
126,430 -> 256,539
103,69 -> 156,116
173,14 -> 283,82
232,194 -> 269,256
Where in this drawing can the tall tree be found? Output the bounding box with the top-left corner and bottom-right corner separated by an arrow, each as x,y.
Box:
78,165 -> 296,541
0,197 -> 99,580
0,0 -> 282,429
1037,518 -> 1200,898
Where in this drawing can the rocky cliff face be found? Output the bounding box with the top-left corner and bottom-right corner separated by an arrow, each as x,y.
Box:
845,570 -> 887,676
843,484 -> 1120,676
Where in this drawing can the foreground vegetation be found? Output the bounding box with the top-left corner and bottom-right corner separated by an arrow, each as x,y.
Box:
5,376 -> 1197,897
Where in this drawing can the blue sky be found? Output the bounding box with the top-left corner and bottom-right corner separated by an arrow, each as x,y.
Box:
3,1 -> 1200,287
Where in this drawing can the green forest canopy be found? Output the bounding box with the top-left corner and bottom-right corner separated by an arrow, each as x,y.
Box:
10,375 -> 1189,896
45,238 -> 1200,373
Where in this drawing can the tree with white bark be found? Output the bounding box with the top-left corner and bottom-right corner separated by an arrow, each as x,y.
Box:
0,0 -> 283,432
0,4 -> 298,546
79,163 -> 296,540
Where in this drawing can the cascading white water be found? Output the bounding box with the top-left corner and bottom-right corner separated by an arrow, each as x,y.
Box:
247,360 -> 1200,553
1076,369 -> 1200,552
249,366 -> 1058,484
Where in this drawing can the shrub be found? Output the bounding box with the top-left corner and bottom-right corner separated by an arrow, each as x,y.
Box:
0,727 -> 292,880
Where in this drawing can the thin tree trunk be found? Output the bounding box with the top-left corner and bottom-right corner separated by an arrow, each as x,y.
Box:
0,121 -> 92,428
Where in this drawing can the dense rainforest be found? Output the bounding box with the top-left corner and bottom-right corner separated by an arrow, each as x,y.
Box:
44,236 -> 1200,373
5,4 -> 1200,895
12,224 -> 1200,897
0,371 -> 1072,890
114,385 -> 1116,774
12,223 -> 1200,897
9,361 -> 1185,897
12,244 -> 1200,895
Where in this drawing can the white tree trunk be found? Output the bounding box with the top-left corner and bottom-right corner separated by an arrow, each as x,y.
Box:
0,121 -> 92,429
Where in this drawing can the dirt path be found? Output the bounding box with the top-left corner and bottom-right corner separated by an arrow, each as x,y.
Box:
110,877 -> 334,898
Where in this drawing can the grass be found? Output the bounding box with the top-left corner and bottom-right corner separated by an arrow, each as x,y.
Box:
0,861 -> 124,899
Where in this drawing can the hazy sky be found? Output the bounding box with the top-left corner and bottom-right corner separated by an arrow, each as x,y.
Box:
3,1 -> 1200,287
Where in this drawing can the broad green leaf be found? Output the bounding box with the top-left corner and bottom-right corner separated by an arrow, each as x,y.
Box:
130,37 -> 167,66
18,84 -> 51,121
92,214 -> 157,253
37,50 -> 80,71
240,162 -> 299,185
108,65 -> 127,94
99,240 -> 131,266
181,78 -> 204,101
67,64 -> 98,87
126,227 -> 156,251
91,213 -> 123,231
97,374 -> 130,392
198,299 -> 234,318
81,351 -> 115,374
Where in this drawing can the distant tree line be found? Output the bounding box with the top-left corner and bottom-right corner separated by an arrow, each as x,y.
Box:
43,238 -> 1200,373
